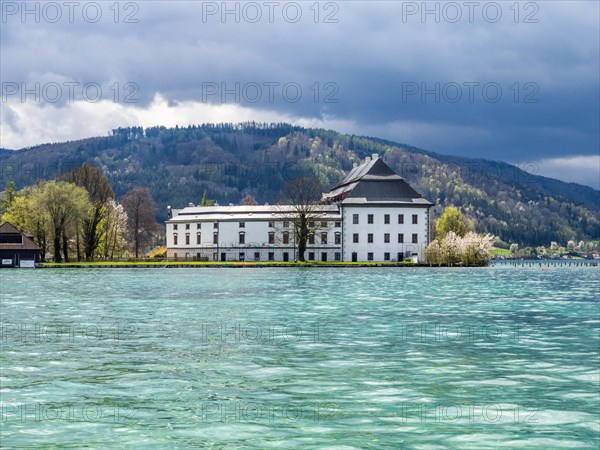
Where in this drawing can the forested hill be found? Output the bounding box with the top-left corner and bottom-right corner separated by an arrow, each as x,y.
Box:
1,123 -> 598,246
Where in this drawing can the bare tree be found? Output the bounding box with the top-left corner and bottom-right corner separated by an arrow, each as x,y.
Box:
122,188 -> 160,259
279,175 -> 326,262
240,194 -> 258,205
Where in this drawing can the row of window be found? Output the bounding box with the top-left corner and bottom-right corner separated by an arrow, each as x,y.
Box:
172,251 -> 343,262
173,216 -> 417,231
353,233 -> 418,244
173,231 -> 343,246
171,251 -> 411,262
362,252 -> 407,262
173,220 -> 342,231
352,213 -> 418,225
174,223 -> 218,231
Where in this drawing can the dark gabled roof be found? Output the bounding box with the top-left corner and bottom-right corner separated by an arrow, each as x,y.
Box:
324,156 -> 433,205
337,157 -> 396,187
0,222 -> 20,234
0,222 -> 41,251
348,179 -> 422,201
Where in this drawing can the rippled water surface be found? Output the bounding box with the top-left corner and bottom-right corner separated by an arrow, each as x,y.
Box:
1,266 -> 599,448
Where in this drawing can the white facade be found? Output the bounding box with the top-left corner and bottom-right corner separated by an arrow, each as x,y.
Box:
165,155 -> 433,262
340,205 -> 429,262
166,205 -> 343,262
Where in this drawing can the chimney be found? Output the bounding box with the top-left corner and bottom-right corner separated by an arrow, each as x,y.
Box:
188,203 -> 195,207
352,163 -> 358,168
365,156 -> 371,162
372,153 -> 379,160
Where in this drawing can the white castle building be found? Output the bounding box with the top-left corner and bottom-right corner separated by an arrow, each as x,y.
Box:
166,154 -> 433,262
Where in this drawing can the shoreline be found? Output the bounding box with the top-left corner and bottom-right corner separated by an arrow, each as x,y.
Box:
3,259 -> 597,269
11,260 -> 598,269
35,261 -> 422,269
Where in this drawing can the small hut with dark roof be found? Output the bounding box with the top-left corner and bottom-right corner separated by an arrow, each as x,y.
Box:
0,222 -> 41,268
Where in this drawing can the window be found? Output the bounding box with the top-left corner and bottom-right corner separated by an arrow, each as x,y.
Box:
283,232 -> 289,244
368,214 -> 374,224
268,221 -> 274,228
384,252 -> 390,261
412,214 -> 418,225
254,252 -> 260,261
268,232 -> 275,244
308,235 -> 315,245
185,223 -> 190,230
213,222 -> 218,229
185,234 -> 190,245
173,224 -> 178,230
321,221 -> 327,228
239,252 -> 245,261
398,214 -> 404,224
239,232 -> 245,244
384,233 -> 390,243
173,252 -> 178,259
283,221 -> 289,228
335,233 -> 341,245
197,223 -> 201,229
412,233 -> 418,243
335,221 -> 341,228
213,232 -> 218,244
367,252 -> 374,261
368,233 -> 373,243
321,232 -> 328,244
335,252 -> 341,261
239,222 -> 245,228
309,252 -> 315,260
384,214 -> 390,224
353,233 -> 359,243
268,252 -> 274,261
309,221 -> 315,228
321,252 -> 327,262
353,214 -> 359,224
173,234 -> 178,245
398,233 -> 404,243
196,252 -> 201,260
196,233 -> 201,245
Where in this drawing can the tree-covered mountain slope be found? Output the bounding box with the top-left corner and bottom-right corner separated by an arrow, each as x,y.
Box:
1,123 -> 598,246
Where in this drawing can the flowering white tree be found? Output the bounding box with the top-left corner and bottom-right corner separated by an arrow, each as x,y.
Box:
99,200 -> 128,260
442,231 -> 462,264
461,232 -> 495,265
424,239 -> 443,265
426,231 -> 494,266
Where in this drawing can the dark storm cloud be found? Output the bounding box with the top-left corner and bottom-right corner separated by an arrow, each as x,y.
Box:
1,1 -> 598,168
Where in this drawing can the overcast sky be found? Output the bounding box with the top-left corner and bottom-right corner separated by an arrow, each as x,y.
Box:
1,1 -> 598,188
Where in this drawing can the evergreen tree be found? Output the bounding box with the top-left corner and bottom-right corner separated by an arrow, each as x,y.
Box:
201,190 -> 216,206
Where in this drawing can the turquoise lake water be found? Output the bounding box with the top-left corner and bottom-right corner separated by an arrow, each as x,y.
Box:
1,266 -> 599,449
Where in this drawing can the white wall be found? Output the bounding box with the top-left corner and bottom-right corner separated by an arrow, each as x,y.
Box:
166,206 -> 429,262
166,216 -> 342,261
341,205 -> 430,262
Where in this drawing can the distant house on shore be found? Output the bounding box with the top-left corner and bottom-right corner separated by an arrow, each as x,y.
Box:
165,155 -> 433,263
0,222 -> 41,268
